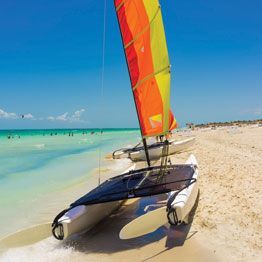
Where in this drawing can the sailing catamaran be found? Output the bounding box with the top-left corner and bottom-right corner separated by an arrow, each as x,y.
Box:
113,137 -> 196,161
52,0 -> 199,241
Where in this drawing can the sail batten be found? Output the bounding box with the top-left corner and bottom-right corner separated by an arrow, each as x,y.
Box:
123,6 -> 160,50
132,65 -> 170,91
114,0 -> 177,137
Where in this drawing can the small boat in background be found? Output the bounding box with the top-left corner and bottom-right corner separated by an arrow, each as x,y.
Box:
113,137 -> 196,161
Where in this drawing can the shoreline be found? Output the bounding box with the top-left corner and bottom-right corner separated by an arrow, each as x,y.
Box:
0,125 -> 261,261
0,157 -> 134,240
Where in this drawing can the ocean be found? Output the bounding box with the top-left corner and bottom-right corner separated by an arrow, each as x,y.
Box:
0,128 -> 140,238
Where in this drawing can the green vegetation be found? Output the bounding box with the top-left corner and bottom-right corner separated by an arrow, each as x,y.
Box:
195,119 -> 262,128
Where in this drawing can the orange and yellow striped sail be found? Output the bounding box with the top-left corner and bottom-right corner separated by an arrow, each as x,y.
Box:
114,0 -> 177,137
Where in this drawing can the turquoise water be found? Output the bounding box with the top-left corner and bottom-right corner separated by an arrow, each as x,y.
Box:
0,129 -> 140,237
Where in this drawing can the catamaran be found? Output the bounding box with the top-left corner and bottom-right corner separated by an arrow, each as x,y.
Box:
52,0 -> 199,241
113,137 -> 196,161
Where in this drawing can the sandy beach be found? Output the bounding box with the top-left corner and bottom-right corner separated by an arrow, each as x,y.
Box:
0,125 -> 261,261
171,125 -> 262,261
97,125 -> 262,261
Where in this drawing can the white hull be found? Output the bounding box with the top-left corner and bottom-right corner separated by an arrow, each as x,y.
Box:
167,154 -> 199,225
59,201 -> 123,239
113,138 -> 177,159
129,137 -> 195,161
119,154 -> 199,239
113,150 -> 129,159
56,164 -> 135,240
55,154 -> 198,240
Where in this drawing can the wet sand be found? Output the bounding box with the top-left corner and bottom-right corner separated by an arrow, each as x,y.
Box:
1,125 -> 261,261
57,197 -> 219,262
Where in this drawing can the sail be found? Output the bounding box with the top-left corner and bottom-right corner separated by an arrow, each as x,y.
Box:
114,0 -> 177,137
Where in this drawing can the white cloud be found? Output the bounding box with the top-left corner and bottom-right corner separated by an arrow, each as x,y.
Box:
23,113 -> 35,120
242,107 -> 262,116
56,112 -> 69,121
47,116 -> 55,121
0,108 -> 37,120
70,109 -> 85,122
0,108 -> 18,119
253,108 -> 262,115
0,107 -> 87,123
47,109 -> 86,122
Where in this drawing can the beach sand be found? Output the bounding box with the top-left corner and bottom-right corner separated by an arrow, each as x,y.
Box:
0,125 -> 261,261
185,125 -> 262,261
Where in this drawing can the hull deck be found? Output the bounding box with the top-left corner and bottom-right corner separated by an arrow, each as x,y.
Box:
71,164 -> 196,208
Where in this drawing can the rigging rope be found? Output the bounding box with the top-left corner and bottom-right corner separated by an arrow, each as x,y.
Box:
157,140 -> 170,183
98,0 -> 107,185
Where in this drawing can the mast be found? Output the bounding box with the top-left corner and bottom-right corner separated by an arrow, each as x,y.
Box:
142,138 -> 151,166
113,0 -> 151,166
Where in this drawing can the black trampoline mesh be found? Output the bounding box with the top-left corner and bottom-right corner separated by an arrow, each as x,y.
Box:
71,165 -> 195,207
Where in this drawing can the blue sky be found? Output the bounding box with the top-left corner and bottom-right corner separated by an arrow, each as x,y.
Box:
0,0 -> 261,129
